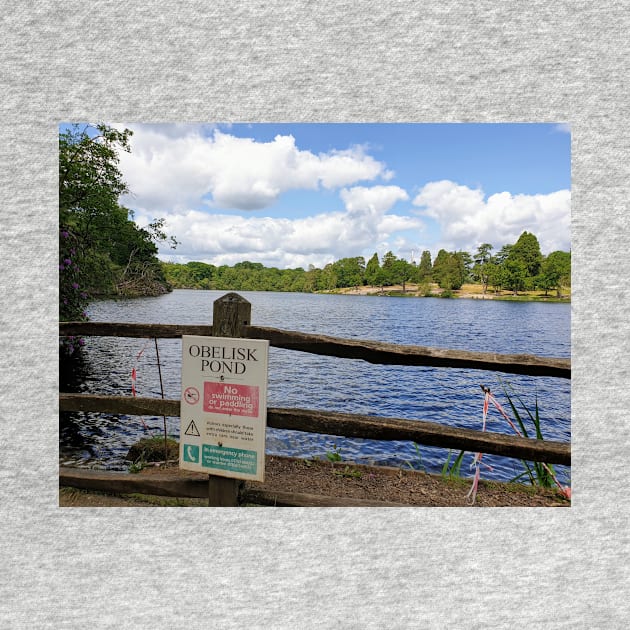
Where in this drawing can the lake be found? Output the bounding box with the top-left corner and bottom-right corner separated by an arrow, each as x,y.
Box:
60,289 -> 571,485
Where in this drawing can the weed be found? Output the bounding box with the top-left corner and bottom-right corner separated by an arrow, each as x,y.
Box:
128,457 -> 146,474
332,465 -> 362,479
325,444 -> 343,463
405,442 -> 427,472
441,449 -> 466,479
498,379 -> 558,488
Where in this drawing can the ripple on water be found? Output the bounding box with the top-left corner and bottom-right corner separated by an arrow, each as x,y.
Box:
61,291 -> 570,484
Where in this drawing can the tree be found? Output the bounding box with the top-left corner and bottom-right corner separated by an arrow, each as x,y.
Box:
509,231 -> 543,278
319,263 -> 338,290
60,124 -> 175,335
332,256 -> 365,288
494,244 -> 512,265
538,251 -> 571,296
472,243 -> 493,294
365,252 -> 381,286
455,251 -> 472,285
432,249 -> 450,288
391,258 -> 414,292
59,124 -> 132,232
418,250 -> 432,282
381,251 -> 397,285
502,259 -> 527,295
432,250 -> 466,290
485,261 -> 503,293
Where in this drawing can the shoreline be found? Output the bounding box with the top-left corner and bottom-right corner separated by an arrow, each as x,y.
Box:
322,283 -> 570,302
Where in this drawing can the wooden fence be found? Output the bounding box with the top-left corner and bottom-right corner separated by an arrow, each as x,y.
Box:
59,292 -> 571,506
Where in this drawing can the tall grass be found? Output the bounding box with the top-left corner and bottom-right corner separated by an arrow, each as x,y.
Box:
458,380 -> 571,503
499,379 -> 558,488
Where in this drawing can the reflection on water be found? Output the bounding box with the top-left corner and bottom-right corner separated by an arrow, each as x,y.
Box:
60,290 -> 571,484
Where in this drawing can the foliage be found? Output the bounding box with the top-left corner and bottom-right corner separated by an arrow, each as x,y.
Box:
441,449 -> 466,479
364,252 -> 381,286
126,436 -> 179,470
499,381 -> 559,488
508,231 -> 543,277
432,249 -> 466,290
59,124 -> 176,324
417,250 -> 433,281
537,250 -> 571,296
332,465 -> 362,479
161,230 -> 569,298
502,258 -> 528,295
325,444 -> 343,462
472,243 -> 493,293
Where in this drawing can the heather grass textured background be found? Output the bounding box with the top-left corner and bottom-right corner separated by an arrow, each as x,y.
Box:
1,2 -> 629,627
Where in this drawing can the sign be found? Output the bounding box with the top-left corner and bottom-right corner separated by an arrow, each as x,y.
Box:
180,335 -> 269,481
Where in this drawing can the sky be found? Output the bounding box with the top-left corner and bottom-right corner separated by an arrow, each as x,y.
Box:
86,122 -> 571,269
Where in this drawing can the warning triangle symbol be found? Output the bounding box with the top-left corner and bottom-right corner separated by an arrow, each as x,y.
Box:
184,420 -> 200,436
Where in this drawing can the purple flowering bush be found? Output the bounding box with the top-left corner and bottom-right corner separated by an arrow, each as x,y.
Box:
59,227 -> 88,354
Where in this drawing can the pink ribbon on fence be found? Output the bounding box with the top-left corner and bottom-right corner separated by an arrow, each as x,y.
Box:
466,387 -> 490,504
467,385 -> 571,503
130,340 -> 151,431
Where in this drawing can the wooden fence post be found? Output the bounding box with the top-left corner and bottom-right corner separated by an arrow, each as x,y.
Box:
207,292 -> 252,506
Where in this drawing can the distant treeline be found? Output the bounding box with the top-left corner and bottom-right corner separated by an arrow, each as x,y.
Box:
162,231 -> 570,297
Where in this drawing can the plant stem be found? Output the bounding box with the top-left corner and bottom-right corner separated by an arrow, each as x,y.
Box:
154,338 -> 168,461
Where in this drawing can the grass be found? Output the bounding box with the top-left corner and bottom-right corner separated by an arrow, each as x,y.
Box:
436,379 -> 570,502
441,449 -> 466,480
325,443 -> 362,478
499,379 -> 560,488
126,435 -> 179,473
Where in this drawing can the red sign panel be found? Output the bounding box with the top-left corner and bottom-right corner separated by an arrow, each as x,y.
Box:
203,382 -> 260,417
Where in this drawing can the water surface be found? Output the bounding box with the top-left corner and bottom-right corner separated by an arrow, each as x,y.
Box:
60,290 -> 571,484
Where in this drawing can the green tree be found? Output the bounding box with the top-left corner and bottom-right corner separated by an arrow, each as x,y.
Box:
472,243 -> 493,294
485,261 -> 503,293
432,250 -> 465,290
502,259 -> 528,295
391,257 -> 414,292
332,256 -> 365,288
60,123 -> 175,337
381,251 -> 397,285
365,252 -> 381,286
455,251 -> 472,285
304,264 -> 322,292
538,251 -> 571,296
509,231 -> 543,278
494,244 -> 512,265
432,249 -> 450,288
417,250 -> 432,282
319,263 -> 338,290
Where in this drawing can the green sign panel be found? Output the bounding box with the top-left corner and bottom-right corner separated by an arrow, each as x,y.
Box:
182,444 -> 200,464
201,444 -> 257,476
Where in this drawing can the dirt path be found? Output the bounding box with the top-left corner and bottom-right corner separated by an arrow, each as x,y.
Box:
59,456 -> 570,507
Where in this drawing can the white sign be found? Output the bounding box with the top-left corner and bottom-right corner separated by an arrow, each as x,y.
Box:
180,335 -> 269,481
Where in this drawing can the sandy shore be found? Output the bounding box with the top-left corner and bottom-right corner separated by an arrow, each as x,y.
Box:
330,283 -> 495,299
327,283 -> 569,300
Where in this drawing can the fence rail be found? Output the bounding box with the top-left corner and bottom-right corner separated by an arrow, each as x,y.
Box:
59,393 -> 571,465
59,321 -> 570,378
59,292 -> 571,505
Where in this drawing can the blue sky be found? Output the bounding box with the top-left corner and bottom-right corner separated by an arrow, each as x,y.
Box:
91,122 -> 570,268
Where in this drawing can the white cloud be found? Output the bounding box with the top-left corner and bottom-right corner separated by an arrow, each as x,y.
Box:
412,180 -> 570,254
117,126 -> 391,213
145,184 -> 423,269
553,123 -> 571,134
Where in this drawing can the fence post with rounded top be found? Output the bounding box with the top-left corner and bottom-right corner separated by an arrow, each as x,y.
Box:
207,292 -> 252,506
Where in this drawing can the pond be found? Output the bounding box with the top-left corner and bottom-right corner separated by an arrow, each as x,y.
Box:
60,290 -> 571,485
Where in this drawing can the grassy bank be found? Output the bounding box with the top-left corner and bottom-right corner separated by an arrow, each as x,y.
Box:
328,282 -> 570,301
